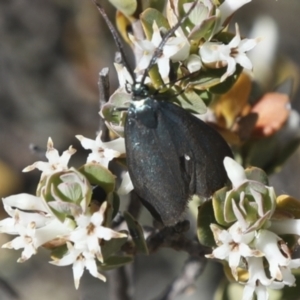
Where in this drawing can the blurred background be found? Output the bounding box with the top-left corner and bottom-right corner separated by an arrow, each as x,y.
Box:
0,0 -> 300,299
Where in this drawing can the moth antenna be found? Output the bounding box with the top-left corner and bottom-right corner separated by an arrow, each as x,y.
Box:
91,0 -> 135,82
140,0 -> 199,85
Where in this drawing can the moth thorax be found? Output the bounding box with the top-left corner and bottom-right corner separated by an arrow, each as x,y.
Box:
128,99 -> 158,128
131,82 -> 149,101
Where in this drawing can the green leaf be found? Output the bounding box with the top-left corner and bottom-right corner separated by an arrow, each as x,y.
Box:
209,65 -> 243,94
140,8 -> 170,39
244,167 -> 269,185
111,192 -> 120,220
176,89 -> 207,114
184,68 -> 223,90
101,103 -> 123,125
188,16 -> 216,41
212,187 -> 229,226
101,192 -> 120,227
99,255 -> 133,270
107,0 -> 137,17
101,236 -> 128,261
124,211 -> 149,254
50,244 -> 68,260
79,163 -> 115,194
148,0 -> 165,12
197,200 -> 217,247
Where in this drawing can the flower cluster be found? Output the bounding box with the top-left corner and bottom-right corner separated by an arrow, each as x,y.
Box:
202,157 -> 300,300
0,137 -> 128,289
101,0 -> 261,137
129,0 -> 258,84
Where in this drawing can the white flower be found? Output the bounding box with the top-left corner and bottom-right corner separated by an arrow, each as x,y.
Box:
50,202 -> 126,289
0,194 -> 52,234
242,257 -> 273,300
69,202 -> 127,261
2,221 -> 37,262
242,256 -> 287,300
0,194 -> 72,262
129,21 -> 189,83
255,230 -> 300,281
200,23 -> 258,81
207,223 -> 261,280
23,137 -> 76,177
76,131 -> 125,168
50,242 -> 106,289
2,217 -> 71,263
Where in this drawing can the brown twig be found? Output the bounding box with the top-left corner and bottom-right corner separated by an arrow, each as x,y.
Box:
98,67 -> 110,142
153,256 -> 207,300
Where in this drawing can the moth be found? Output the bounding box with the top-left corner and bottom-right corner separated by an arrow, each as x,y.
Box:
94,1 -> 233,225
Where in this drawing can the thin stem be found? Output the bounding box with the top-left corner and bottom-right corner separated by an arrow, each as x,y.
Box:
154,256 -> 206,300
91,0 -> 135,81
98,67 -> 110,142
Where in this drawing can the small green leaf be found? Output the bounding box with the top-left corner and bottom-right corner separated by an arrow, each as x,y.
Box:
212,187 -> 229,226
99,255 -> 133,270
188,16 -> 216,40
124,211 -> 148,254
101,192 -> 120,227
79,163 -> 115,194
50,244 -> 68,260
148,0 -> 165,12
111,192 -> 120,220
245,167 -> 269,185
101,236 -> 128,261
197,200 -> 217,247
107,0 -> 137,17
176,89 -> 207,114
140,8 -> 170,39
101,103 -> 122,125
209,65 -> 243,94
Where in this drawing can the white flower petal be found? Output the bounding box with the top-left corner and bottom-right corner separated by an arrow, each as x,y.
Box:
224,157 -> 247,188
84,252 -> 106,282
117,171 -> 134,195
235,53 -> 253,70
151,22 -> 163,47
76,135 -> 97,150
255,230 -> 289,280
73,258 -> 85,289
3,194 -> 51,213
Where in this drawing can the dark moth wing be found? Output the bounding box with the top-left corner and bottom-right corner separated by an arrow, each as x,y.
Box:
125,99 -> 233,225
